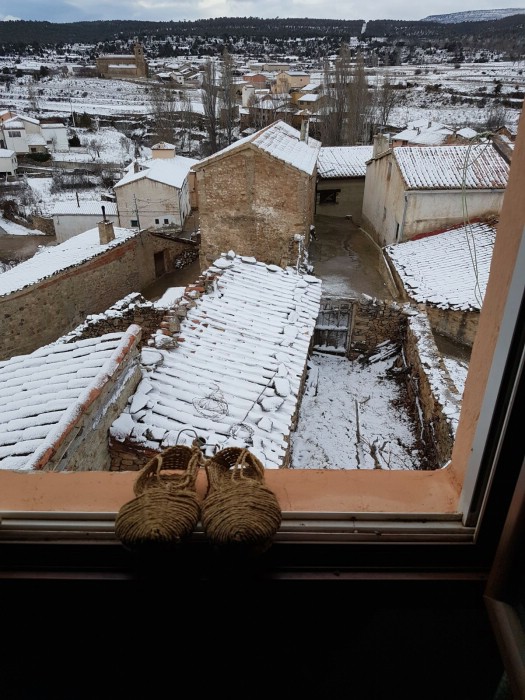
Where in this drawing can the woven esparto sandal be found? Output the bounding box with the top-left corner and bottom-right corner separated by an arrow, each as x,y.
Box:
115,444 -> 203,552
201,447 -> 282,555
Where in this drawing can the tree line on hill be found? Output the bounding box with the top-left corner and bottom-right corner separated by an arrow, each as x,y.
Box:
0,15 -> 523,59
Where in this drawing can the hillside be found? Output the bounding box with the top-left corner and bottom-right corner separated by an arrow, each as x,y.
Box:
423,8 -> 525,22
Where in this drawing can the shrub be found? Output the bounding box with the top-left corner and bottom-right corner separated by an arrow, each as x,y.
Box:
27,152 -> 51,162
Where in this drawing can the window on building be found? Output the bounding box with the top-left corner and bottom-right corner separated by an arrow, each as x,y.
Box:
318,189 -> 340,205
130,219 -> 138,227
163,218 -> 169,225
8,130 -> 21,138
387,162 -> 392,180
155,219 -> 159,225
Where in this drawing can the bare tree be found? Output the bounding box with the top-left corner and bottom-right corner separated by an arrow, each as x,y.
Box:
201,60 -> 219,155
319,45 -> 374,146
373,72 -> 401,130
219,48 -> 237,147
149,82 -> 179,144
179,90 -> 194,155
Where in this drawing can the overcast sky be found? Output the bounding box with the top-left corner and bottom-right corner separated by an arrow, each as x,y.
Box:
0,1 -> 523,24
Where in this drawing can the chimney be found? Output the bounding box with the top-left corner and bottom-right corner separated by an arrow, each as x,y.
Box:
133,160 -> 140,173
151,142 -> 176,159
98,206 -> 115,244
372,133 -> 390,158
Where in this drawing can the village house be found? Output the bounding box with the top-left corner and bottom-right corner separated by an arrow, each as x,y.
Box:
361,137 -> 509,247
50,200 -> 119,243
272,70 -> 310,94
0,148 -> 17,175
113,143 -> 199,232
192,119 -> 320,269
391,119 -> 479,147
0,113 -> 68,155
316,145 -> 373,224
96,40 -> 148,79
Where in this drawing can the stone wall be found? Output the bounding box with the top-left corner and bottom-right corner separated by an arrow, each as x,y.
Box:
348,297 -> 406,358
43,327 -> 142,472
423,305 -> 479,349
0,232 -> 196,360
30,215 -> 55,236
196,148 -> 316,269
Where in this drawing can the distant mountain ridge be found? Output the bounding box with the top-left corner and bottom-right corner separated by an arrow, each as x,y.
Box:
423,8 -> 525,22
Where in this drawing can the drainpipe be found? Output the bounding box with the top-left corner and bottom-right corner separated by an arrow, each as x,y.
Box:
398,192 -> 409,242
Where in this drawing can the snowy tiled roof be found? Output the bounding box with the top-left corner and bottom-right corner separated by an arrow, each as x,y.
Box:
0,330 -> 137,471
4,114 -> 39,126
317,146 -> 374,178
297,94 -> 319,102
0,148 -> 15,157
50,200 -> 118,217
385,221 -> 497,311
456,127 -> 478,139
114,155 -> 199,190
0,226 -> 137,298
110,254 -> 322,468
192,120 -> 321,176
393,145 -> 509,190
27,134 -> 47,146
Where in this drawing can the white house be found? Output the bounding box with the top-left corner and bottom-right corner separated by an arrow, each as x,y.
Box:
0,113 -> 68,155
0,148 -> 17,175
362,141 -> 509,247
50,200 -> 119,243
113,147 -> 199,231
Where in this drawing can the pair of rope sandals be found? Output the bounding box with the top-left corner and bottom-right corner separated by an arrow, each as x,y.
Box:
115,445 -> 282,556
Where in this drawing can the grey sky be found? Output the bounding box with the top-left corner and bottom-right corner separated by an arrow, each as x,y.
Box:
0,1 -> 523,24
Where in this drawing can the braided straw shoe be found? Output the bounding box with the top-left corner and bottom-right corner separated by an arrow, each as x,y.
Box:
201,447 -> 282,555
115,445 -> 203,553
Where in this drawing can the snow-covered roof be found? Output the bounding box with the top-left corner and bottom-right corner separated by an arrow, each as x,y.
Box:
50,200 -> 118,217
27,134 -> 47,146
110,253 -> 322,468
193,120 -> 321,176
114,155 -> 199,190
456,127 -> 478,139
0,148 -> 15,157
0,329 -> 137,471
4,114 -> 39,126
297,94 -> 319,102
318,146 -> 374,178
0,226 -> 138,298
393,122 -> 453,146
385,221 -> 497,311
393,145 -> 509,190
300,83 -> 321,92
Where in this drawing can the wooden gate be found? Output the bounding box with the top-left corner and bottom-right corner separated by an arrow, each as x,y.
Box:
313,298 -> 353,355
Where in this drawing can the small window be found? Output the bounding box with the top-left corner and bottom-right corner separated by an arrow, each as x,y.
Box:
8,130 -> 21,137
155,219 -> 159,225
387,162 -> 392,180
130,219 -> 138,227
164,218 -> 169,225
318,189 -> 340,205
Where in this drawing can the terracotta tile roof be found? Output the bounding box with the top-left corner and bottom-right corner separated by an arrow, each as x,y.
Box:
0,329 -> 140,471
110,255 -> 322,468
385,221 -> 496,311
394,145 -> 509,190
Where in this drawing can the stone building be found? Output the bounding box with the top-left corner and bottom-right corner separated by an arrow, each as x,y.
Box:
96,41 -> 148,79
192,120 -> 320,270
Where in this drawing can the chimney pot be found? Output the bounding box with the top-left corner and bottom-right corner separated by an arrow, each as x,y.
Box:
98,219 -> 115,244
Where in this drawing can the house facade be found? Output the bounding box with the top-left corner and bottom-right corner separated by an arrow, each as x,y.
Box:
113,148 -> 199,232
192,120 -> 320,269
51,200 -> 119,243
362,141 -> 509,247
0,114 -> 68,155
0,148 -> 17,175
316,145 -> 373,223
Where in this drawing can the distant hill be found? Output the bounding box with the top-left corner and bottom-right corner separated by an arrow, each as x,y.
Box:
423,8 -> 525,23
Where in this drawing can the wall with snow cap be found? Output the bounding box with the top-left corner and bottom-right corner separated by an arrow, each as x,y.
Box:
0,232 -> 195,360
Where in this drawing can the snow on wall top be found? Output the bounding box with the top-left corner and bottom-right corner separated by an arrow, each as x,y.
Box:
385,221 -> 497,311
317,146 -> 374,178
50,200 -> 118,217
110,254 -> 322,469
0,226 -> 138,298
0,329 -> 137,471
393,144 -> 509,190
